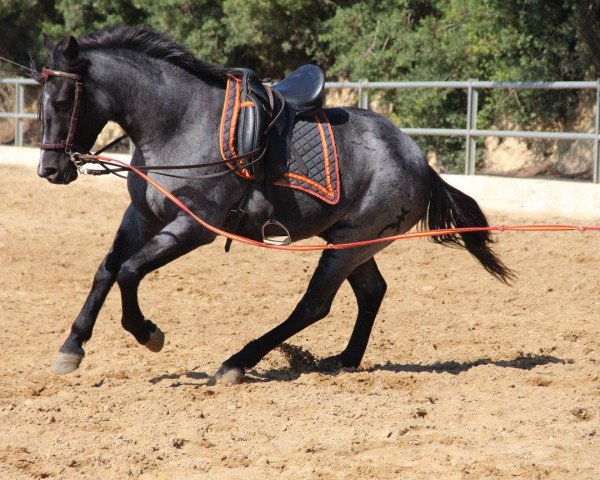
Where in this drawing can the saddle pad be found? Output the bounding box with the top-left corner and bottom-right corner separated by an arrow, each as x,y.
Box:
220,77 -> 340,204
274,111 -> 341,205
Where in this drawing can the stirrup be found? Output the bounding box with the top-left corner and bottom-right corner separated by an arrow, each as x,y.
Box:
262,220 -> 292,246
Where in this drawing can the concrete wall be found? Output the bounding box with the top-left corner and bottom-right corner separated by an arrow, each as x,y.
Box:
2,146 -> 599,221
0,146 -> 39,166
0,146 -> 131,167
443,174 -> 600,221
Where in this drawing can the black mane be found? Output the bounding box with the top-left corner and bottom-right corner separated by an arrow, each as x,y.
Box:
52,25 -> 228,82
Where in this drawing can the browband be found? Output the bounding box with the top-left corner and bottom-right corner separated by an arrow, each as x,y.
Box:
40,67 -> 82,82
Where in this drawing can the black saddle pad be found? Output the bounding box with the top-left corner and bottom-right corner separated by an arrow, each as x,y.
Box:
273,110 -> 340,205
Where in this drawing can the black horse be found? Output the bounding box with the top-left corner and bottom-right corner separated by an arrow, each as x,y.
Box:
38,26 -> 512,384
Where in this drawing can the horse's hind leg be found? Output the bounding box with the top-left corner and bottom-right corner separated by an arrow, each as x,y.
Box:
323,258 -> 387,368
54,204 -> 153,374
209,245 -> 386,385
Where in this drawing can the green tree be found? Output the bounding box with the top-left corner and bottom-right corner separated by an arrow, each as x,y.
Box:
144,1 -> 228,66
0,0 -> 60,70
323,0 -> 600,171
43,0 -> 148,38
219,0 -> 336,76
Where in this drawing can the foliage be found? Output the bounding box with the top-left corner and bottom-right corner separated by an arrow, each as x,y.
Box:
219,0 -> 336,76
0,0 -> 60,69
2,0 -> 600,169
144,1 -> 228,66
323,0 -> 600,170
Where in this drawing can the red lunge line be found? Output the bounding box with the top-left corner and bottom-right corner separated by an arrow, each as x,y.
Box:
96,155 -> 600,252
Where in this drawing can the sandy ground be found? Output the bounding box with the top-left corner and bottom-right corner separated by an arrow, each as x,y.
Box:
1,164 -> 599,479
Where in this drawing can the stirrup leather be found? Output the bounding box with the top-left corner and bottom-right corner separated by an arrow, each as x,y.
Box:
262,220 -> 292,246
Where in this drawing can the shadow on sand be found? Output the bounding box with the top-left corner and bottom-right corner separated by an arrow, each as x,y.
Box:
148,343 -> 572,386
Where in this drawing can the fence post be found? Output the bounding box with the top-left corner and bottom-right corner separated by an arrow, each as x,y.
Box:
15,81 -> 24,146
465,80 -> 474,174
594,79 -> 600,184
359,79 -> 369,109
469,87 -> 478,175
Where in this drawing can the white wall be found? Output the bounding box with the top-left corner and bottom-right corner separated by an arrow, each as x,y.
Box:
2,146 -> 599,221
442,174 -> 600,221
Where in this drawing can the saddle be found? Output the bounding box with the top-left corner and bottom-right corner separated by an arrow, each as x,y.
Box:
219,64 -> 325,182
219,64 -> 340,246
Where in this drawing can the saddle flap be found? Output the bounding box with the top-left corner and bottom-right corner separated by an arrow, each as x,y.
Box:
237,89 -> 269,173
220,69 -> 272,181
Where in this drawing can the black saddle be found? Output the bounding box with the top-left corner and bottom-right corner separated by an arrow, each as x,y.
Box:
221,65 -> 326,183
220,65 -> 326,247
273,64 -> 325,115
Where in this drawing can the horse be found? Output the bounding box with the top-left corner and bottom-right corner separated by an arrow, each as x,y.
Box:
37,25 -> 512,385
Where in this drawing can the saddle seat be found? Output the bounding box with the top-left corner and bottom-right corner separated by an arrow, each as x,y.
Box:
272,64 -> 325,114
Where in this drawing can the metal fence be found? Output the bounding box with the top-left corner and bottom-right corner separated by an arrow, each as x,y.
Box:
3,76 -> 600,183
0,77 -> 37,148
326,80 -> 600,183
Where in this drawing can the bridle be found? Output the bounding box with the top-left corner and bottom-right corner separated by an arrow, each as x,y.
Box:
37,66 -> 286,180
38,67 -> 85,156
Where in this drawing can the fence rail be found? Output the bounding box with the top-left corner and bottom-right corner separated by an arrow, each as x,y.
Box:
326,79 -> 600,183
0,77 -> 37,148
3,77 -> 600,183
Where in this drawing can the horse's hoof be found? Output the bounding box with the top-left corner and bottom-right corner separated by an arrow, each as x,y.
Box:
144,327 -> 165,352
318,354 -> 359,371
52,352 -> 83,375
206,365 -> 245,386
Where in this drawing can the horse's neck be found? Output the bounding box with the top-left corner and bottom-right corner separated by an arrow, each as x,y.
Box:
88,52 -> 224,155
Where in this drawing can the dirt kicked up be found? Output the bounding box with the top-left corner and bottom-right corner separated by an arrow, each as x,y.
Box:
1,164 -> 599,479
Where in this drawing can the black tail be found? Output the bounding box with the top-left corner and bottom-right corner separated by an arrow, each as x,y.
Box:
423,166 -> 515,284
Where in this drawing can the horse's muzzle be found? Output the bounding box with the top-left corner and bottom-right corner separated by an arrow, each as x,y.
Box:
38,151 -> 78,184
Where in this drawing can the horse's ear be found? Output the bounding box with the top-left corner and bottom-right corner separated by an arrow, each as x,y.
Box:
43,33 -> 54,56
62,36 -> 79,60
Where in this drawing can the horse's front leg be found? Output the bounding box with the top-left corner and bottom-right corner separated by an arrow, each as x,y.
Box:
115,214 -> 215,351
54,204 -> 155,374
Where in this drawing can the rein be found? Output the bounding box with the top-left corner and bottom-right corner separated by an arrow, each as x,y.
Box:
38,67 -> 285,181
74,153 -> 600,252
75,147 -> 267,180
38,67 -> 600,251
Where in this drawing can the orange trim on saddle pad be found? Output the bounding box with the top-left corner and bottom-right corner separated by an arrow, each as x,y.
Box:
219,76 -> 341,204
274,110 -> 341,205
219,74 -> 254,180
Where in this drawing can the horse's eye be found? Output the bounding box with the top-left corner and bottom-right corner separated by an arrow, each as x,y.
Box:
54,100 -> 70,112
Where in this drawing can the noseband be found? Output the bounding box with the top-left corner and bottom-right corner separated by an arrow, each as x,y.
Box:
38,67 -> 84,156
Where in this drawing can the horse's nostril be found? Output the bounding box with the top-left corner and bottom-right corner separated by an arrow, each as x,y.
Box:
41,166 -> 58,178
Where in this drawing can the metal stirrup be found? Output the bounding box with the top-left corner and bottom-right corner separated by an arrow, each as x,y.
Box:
262,220 -> 292,246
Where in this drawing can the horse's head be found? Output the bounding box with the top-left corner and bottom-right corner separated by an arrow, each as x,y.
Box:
38,35 -> 107,184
